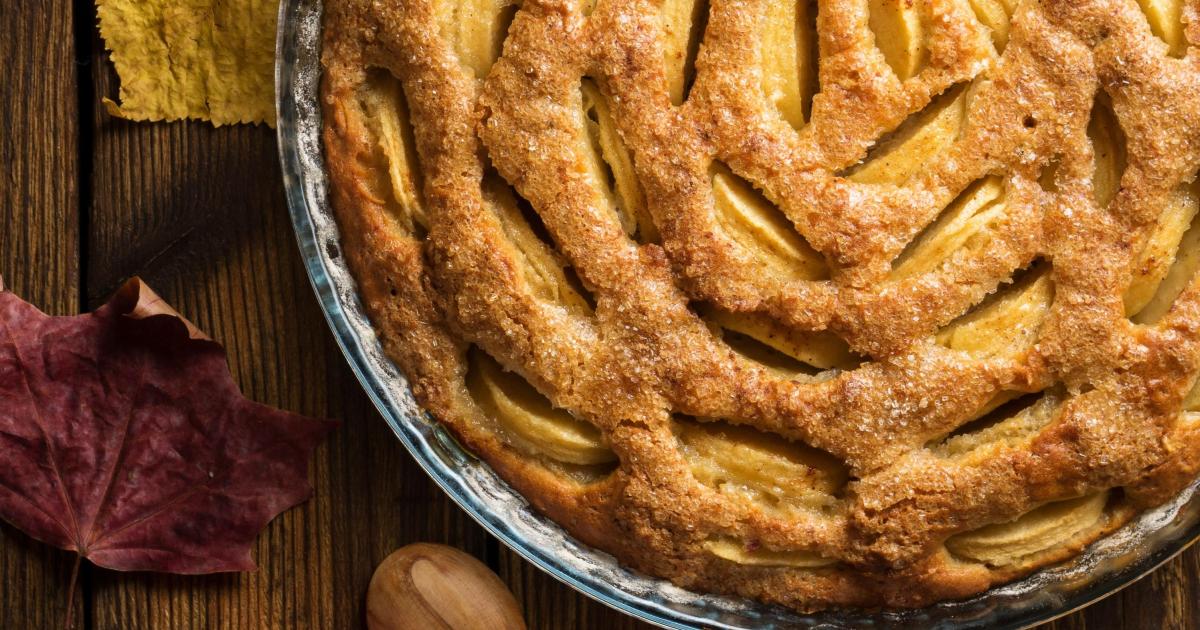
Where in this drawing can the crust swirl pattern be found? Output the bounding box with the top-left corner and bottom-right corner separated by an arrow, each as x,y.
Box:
322,0 -> 1200,609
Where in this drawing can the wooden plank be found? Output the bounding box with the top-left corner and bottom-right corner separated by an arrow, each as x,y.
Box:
0,5 -> 79,308
1045,549 -> 1200,630
81,26 -> 498,629
0,2 -> 82,629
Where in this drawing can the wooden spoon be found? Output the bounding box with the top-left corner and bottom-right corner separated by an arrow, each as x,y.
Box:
366,543 -> 527,630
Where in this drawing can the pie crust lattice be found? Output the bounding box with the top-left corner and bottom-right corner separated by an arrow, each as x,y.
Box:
321,0 -> 1200,610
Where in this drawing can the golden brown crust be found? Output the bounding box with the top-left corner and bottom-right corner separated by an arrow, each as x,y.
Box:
321,0 -> 1200,611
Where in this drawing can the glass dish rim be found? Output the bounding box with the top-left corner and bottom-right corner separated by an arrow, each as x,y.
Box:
274,1 -> 1200,627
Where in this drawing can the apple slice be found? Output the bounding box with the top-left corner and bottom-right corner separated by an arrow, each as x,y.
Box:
484,178 -> 594,317
1128,190 -> 1195,324
968,0 -> 1018,52
702,305 -> 858,371
946,492 -> 1109,567
468,349 -> 616,465
1089,100 -> 1128,209
846,84 -> 967,186
436,0 -> 519,79
868,0 -> 926,81
704,538 -> 835,568
761,0 -> 818,129
892,176 -> 1007,280
937,266 -> 1053,358
934,393 -> 1058,458
580,80 -> 657,242
1128,183 -> 1200,319
674,419 -> 847,511
660,0 -> 707,104
356,72 -> 428,236
1136,0 -> 1187,57
711,165 -> 828,282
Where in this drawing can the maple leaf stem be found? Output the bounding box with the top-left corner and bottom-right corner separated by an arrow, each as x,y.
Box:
64,553 -> 82,630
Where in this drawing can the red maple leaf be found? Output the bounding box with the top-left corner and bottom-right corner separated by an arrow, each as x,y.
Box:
0,278 -> 335,577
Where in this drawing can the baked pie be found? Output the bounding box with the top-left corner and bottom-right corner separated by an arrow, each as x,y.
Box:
321,0 -> 1200,610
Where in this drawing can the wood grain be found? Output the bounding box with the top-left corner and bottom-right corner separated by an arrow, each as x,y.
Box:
81,20 -> 503,629
0,2 -> 1196,628
0,2 -> 82,629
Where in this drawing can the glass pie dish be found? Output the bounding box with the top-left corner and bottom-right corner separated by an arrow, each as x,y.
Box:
275,0 -> 1200,626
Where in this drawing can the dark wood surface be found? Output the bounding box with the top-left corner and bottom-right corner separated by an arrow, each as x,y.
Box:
1,2 -> 1197,628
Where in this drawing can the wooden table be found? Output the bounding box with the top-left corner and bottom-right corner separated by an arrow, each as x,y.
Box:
2,3 -> 1198,629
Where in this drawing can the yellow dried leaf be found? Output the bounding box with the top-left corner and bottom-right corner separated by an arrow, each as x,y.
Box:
97,0 -> 277,126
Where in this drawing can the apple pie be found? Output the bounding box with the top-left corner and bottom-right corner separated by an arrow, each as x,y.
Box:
320,0 -> 1200,610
